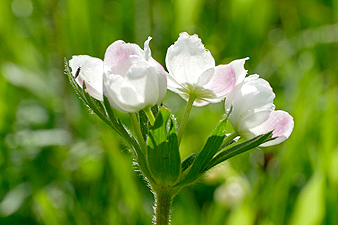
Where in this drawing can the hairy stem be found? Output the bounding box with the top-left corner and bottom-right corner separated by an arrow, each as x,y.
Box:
154,190 -> 173,225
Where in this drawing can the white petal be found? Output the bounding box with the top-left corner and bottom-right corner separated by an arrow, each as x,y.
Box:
144,36 -> 152,61
165,32 -> 215,87
103,73 -> 126,112
69,55 -> 103,101
239,110 -> 294,147
103,40 -> 144,76
104,73 -> 141,113
228,57 -> 249,85
103,60 -> 167,113
167,74 -> 186,94
124,61 -> 164,108
192,99 -> 212,107
237,110 -> 272,139
196,64 -> 236,98
192,58 -> 248,106
225,76 -> 275,130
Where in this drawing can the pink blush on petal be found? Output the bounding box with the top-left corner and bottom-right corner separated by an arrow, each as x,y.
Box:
104,41 -> 144,75
210,65 -> 236,93
261,110 -> 294,139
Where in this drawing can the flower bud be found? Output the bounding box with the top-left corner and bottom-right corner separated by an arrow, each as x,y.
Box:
225,75 -> 294,146
103,37 -> 167,113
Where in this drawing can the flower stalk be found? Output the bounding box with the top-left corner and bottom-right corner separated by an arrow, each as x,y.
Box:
177,94 -> 196,144
154,190 -> 174,225
144,107 -> 156,126
129,113 -> 147,153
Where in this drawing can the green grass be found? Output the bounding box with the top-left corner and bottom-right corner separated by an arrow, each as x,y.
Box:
1,0 -> 337,224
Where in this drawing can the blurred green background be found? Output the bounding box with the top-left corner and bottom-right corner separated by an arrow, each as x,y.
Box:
1,0 -> 338,224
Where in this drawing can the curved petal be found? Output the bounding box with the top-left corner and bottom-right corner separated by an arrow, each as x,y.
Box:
237,110 -> 273,139
165,32 -> 215,87
104,73 -> 142,113
228,57 -> 250,85
103,73 -> 127,112
124,61 -> 167,108
144,36 -> 152,61
239,110 -> 294,147
225,75 -> 275,130
142,36 -> 168,84
103,60 -> 167,113
196,64 -> 236,98
192,98 -> 212,107
69,55 -> 103,101
104,40 -> 144,76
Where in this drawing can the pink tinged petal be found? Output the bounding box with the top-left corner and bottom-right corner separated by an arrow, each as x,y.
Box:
69,55 -> 103,101
193,58 -> 248,105
229,57 -> 249,85
239,110 -> 294,147
165,32 -> 215,87
196,64 -> 236,98
259,110 -> 294,147
225,75 -> 275,129
237,110 -> 274,139
104,40 -> 144,76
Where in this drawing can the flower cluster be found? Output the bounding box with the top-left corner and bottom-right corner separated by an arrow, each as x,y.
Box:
66,32 -> 294,225
68,32 -> 293,146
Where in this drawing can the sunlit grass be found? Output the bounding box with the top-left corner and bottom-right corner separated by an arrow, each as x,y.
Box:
0,0 -> 337,224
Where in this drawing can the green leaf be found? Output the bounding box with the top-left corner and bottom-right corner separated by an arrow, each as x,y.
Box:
103,96 -> 156,185
175,117 -> 228,187
181,152 -> 199,173
137,110 -> 149,142
65,59 -> 155,184
203,131 -> 273,172
82,82 -> 106,116
103,96 -> 136,145
147,107 -> 181,187
137,105 -> 159,142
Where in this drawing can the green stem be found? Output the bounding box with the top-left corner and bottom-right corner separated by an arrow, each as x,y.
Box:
154,190 -> 173,225
144,107 -> 156,126
220,132 -> 239,150
177,94 -> 196,144
129,113 -> 147,153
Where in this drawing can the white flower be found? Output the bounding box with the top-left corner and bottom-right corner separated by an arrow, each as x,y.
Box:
69,55 -> 103,101
103,37 -> 167,113
225,75 -> 294,146
165,32 -> 249,106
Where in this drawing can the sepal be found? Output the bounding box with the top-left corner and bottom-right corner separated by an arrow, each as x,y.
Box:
174,115 -> 228,187
203,131 -> 274,172
147,107 -> 181,187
